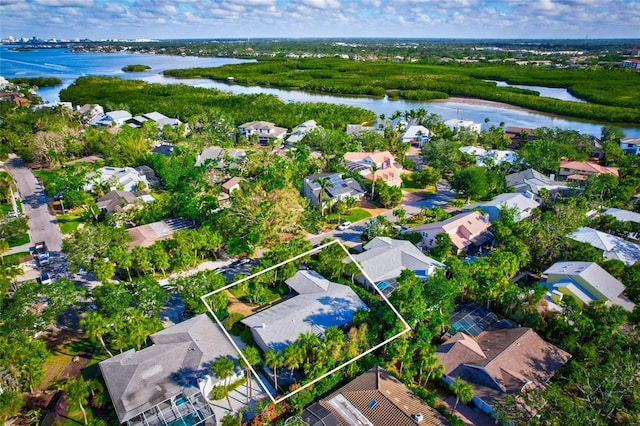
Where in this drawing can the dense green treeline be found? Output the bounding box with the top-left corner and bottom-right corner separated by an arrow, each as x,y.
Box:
8,77 -> 62,88
164,58 -> 640,123
59,76 -> 375,130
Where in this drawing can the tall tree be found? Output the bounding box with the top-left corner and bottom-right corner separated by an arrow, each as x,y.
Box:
211,357 -> 236,411
264,349 -> 282,390
313,176 -> 333,216
239,346 -> 261,402
450,377 -> 474,415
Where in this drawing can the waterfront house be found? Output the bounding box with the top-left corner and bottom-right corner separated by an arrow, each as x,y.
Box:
286,119 -> 317,144
444,118 -> 481,133
89,110 -> 132,127
195,147 -> 246,169
401,124 -> 431,147
346,124 -> 384,137
619,137 -> 640,155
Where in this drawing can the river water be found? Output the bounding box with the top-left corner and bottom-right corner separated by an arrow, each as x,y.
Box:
1,46 -> 639,138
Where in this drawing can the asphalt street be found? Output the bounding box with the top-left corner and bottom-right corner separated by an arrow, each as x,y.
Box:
4,154 -> 63,252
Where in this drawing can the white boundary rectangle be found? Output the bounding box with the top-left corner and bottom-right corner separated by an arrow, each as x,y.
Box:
201,238 -> 411,404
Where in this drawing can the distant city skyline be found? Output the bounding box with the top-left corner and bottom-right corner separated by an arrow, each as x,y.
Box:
1,0 -> 639,41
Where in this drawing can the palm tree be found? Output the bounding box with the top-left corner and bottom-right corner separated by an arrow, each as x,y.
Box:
369,164 -> 379,200
63,377 -> 93,425
211,356 -> 235,411
282,344 -> 303,382
296,332 -> 320,364
313,176 -> 334,216
264,349 -> 282,390
81,312 -> 114,357
239,346 -> 261,402
450,377 -> 474,415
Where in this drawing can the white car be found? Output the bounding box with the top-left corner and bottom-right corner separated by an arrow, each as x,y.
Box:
40,272 -> 53,285
337,221 -> 352,231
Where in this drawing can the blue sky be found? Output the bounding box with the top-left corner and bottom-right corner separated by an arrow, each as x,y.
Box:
1,0 -> 639,40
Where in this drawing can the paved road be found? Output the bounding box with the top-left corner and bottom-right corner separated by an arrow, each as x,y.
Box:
4,155 -> 63,252
307,179 -> 457,247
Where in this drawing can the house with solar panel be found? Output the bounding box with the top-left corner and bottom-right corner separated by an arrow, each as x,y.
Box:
303,172 -> 367,211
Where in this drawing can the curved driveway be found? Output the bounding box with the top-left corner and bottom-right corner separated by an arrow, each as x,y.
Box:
4,155 -> 63,253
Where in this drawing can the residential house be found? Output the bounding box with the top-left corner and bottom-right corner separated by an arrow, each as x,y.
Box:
543,261 -> 635,312
444,118 -> 482,133
151,144 -> 179,157
302,366 -> 448,426
194,147 -> 246,169
401,124 -> 431,147
217,177 -> 245,208
505,168 -> 570,201
346,124 -> 384,137
75,103 -> 104,123
128,111 -> 187,132
505,126 -> 536,148
464,193 -> 539,222
567,226 -> 640,266
622,59 -> 640,71
407,211 -> 492,254
128,218 -> 195,248
99,314 -> 242,426
558,159 -> 619,182
239,121 -> 287,144
344,151 -> 403,187
303,172 -> 366,210
89,110 -> 133,127
286,119 -> 317,144
602,208 -> 640,239
343,237 -> 444,296
0,91 -> 30,107
459,146 -> 519,167
83,167 -> 150,193
436,321 -> 571,413
96,190 -> 138,213
240,270 -> 368,352
221,176 -> 244,194
619,137 -> 640,155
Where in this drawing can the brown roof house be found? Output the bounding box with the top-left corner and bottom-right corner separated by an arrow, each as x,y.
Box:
97,190 -> 138,213
558,159 -> 619,182
407,211 -> 492,255
435,322 -> 571,414
99,314 -> 243,426
302,366 -> 448,426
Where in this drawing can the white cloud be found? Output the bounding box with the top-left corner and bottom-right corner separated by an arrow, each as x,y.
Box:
33,0 -> 93,6
294,0 -> 342,9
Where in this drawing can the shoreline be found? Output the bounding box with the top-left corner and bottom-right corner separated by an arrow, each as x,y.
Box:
434,96 -> 533,113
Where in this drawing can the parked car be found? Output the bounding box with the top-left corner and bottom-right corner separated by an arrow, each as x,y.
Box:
40,272 -> 52,285
337,221 -> 352,230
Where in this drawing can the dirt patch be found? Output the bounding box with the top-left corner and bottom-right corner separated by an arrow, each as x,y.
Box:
357,199 -> 388,216
226,291 -> 257,317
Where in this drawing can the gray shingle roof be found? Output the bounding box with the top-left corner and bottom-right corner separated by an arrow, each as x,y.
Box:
240,270 -> 368,352
99,315 -> 239,424
345,237 -> 444,284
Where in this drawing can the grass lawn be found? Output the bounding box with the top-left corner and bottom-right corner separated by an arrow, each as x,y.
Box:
57,210 -> 84,234
327,208 -> 371,224
7,232 -> 29,247
1,251 -> 29,265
